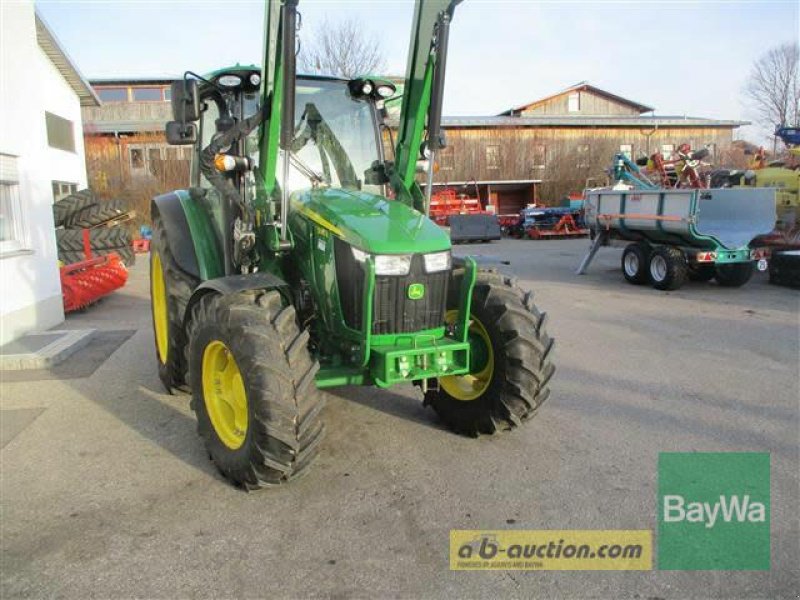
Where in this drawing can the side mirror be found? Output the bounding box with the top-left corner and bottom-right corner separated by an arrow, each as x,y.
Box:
171,79 -> 200,122
165,121 -> 197,145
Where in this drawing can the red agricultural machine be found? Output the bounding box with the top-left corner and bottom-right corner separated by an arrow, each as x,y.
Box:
429,183 -> 502,243
429,188 -> 485,226
60,254 -> 128,313
53,189 -> 134,312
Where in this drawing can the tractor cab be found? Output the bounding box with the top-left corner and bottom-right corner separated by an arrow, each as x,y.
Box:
172,67 -> 395,198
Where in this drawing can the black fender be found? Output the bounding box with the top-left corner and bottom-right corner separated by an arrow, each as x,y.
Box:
152,191 -> 200,279
183,272 -> 291,327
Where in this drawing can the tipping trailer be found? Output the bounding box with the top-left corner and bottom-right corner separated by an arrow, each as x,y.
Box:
577,188 -> 776,290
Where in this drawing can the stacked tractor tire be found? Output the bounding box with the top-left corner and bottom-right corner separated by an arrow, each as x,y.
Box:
53,189 -> 135,267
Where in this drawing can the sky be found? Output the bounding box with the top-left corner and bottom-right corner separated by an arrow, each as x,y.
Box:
35,0 -> 799,143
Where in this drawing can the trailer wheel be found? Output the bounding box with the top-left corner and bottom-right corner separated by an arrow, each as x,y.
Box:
688,264 -> 716,282
150,213 -> 198,393
714,263 -> 754,287
621,243 -> 651,285
186,291 -> 325,489
424,271 -> 555,436
649,247 -> 688,290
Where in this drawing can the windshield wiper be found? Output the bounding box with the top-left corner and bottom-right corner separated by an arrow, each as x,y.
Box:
287,152 -> 325,186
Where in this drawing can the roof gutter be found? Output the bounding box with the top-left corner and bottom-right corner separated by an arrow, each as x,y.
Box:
35,10 -> 100,107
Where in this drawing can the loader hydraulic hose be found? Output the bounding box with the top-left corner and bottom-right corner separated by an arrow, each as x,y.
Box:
198,104 -> 268,274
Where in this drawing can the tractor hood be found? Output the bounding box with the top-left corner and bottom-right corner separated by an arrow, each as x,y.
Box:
292,187 -> 451,254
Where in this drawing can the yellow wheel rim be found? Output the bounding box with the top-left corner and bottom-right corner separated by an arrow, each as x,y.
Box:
151,251 -> 169,364
202,340 -> 248,450
439,309 -> 495,401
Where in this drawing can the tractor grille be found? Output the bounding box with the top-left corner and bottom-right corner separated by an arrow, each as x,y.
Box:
334,238 -> 448,335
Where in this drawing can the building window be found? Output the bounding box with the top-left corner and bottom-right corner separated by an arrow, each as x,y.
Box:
0,154 -> 24,253
438,146 -> 454,170
52,181 -> 77,202
132,87 -> 165,102
533,144 -> 546,169
486,145 -> 500,169
97,87 -> 128,102
568,92 -> 580,112
164,87 -> 172,101
45,112 -> 76,153
576,144 -> 590,168
130,148 -> 145,170
130,144 -> 176,173
620,144 -> 633,160
661,144 -> 674,157
148,148 -> 162,175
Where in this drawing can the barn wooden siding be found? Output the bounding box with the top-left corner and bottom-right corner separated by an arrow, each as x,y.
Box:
521,91 -> 640,116
431,126 -> 735,184
82,102 -> 172,126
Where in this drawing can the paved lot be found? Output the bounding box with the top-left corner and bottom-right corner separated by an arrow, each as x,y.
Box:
1,238 -> 798,598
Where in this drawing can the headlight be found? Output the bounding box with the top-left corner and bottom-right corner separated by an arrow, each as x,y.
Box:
351,247 -> 368,263
423,251 -> 451,273
249,73 -> 261,86
374,254 -> 411,276
361,82 -> 373,95
376,85 -> 395,98
218,75 -> 242,87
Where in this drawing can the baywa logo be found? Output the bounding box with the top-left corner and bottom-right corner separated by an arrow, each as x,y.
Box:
658,452 -> 770,570
663,493 -> 766,529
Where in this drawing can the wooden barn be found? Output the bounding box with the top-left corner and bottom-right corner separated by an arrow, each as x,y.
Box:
81,78 -> 748,221
423,82 -> 749,216
81,78 -> 189,196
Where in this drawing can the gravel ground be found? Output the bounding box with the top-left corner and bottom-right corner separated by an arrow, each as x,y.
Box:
1,238 -> 797,598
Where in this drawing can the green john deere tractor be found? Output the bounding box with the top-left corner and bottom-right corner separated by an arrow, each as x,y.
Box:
150,0 -> 555,489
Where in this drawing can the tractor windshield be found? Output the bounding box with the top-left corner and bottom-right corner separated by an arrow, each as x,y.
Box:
246,78 -> 381,195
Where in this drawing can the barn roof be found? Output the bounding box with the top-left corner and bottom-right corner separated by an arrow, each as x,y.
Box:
386,115 -> 748,129
499,82 -> 655,116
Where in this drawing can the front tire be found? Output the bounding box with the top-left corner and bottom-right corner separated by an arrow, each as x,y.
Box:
424,271 -> 555,436
186,291 -> 325,489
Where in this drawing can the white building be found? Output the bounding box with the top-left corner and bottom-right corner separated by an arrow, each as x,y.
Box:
0,1 -> 99,345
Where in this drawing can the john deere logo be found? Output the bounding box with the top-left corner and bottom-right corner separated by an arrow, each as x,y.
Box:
408,283 -> 425,300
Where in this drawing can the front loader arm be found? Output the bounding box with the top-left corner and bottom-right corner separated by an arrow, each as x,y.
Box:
391,0 -> 462,212
257,0 -> 298,249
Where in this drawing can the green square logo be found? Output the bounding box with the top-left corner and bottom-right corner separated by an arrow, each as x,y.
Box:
658,452 -> 770,570
408,283 -> 425,300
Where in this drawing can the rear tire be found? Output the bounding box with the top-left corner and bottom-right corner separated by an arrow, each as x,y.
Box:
714,263 -> 754,287
53,189 -> 97,227
186,291 -> 325,489
424,270 -> 555,436
150,213 -> 198,393
649,246 -> 688,290
621,242 -> 651,285
56,228 -> 134,265
67,198 -> 127,228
